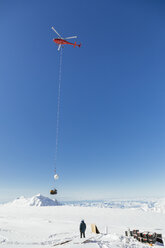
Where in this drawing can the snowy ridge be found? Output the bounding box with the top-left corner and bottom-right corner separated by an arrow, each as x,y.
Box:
3,195 -> 165,213
63,198 -> 165,213
63,199 -> 152,209
6,194 -> 61,207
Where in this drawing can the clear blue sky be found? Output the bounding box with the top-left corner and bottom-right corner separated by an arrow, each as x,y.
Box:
0,0 -> 165,202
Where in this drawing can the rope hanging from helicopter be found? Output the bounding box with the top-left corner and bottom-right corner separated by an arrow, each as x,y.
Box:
54,47 -> 63,175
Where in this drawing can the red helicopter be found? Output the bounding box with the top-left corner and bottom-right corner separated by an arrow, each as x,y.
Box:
52,27 -> 81,51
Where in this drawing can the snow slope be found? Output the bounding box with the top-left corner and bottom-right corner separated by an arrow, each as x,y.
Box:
0,195 -> 165,248
5,194 -> 60,207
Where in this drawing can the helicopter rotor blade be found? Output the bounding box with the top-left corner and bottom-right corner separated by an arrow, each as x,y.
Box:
64,36 -> 77,40
51,27 -> 63,38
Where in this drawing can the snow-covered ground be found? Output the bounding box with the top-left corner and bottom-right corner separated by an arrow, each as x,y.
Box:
0,194 -> 165,248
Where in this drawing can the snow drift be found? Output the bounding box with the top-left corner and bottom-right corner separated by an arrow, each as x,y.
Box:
6,194 -> 61,207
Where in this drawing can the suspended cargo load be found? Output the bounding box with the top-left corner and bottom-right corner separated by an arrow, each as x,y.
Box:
50,189 -> 57,195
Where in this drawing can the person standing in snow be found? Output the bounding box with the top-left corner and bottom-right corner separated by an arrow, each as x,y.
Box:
80,220 -> 86,238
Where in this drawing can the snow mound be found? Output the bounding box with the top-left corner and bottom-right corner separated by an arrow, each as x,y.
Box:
28,194 -> 60,207
7,194 -> 61,207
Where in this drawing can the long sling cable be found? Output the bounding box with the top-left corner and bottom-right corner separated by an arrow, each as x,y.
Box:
54,48 -> 63,173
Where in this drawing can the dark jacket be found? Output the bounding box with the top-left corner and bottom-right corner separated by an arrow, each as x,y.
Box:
80,221 -> 86,233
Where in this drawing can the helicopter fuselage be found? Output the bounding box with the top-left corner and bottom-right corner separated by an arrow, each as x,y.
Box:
53,38 -> 81,48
